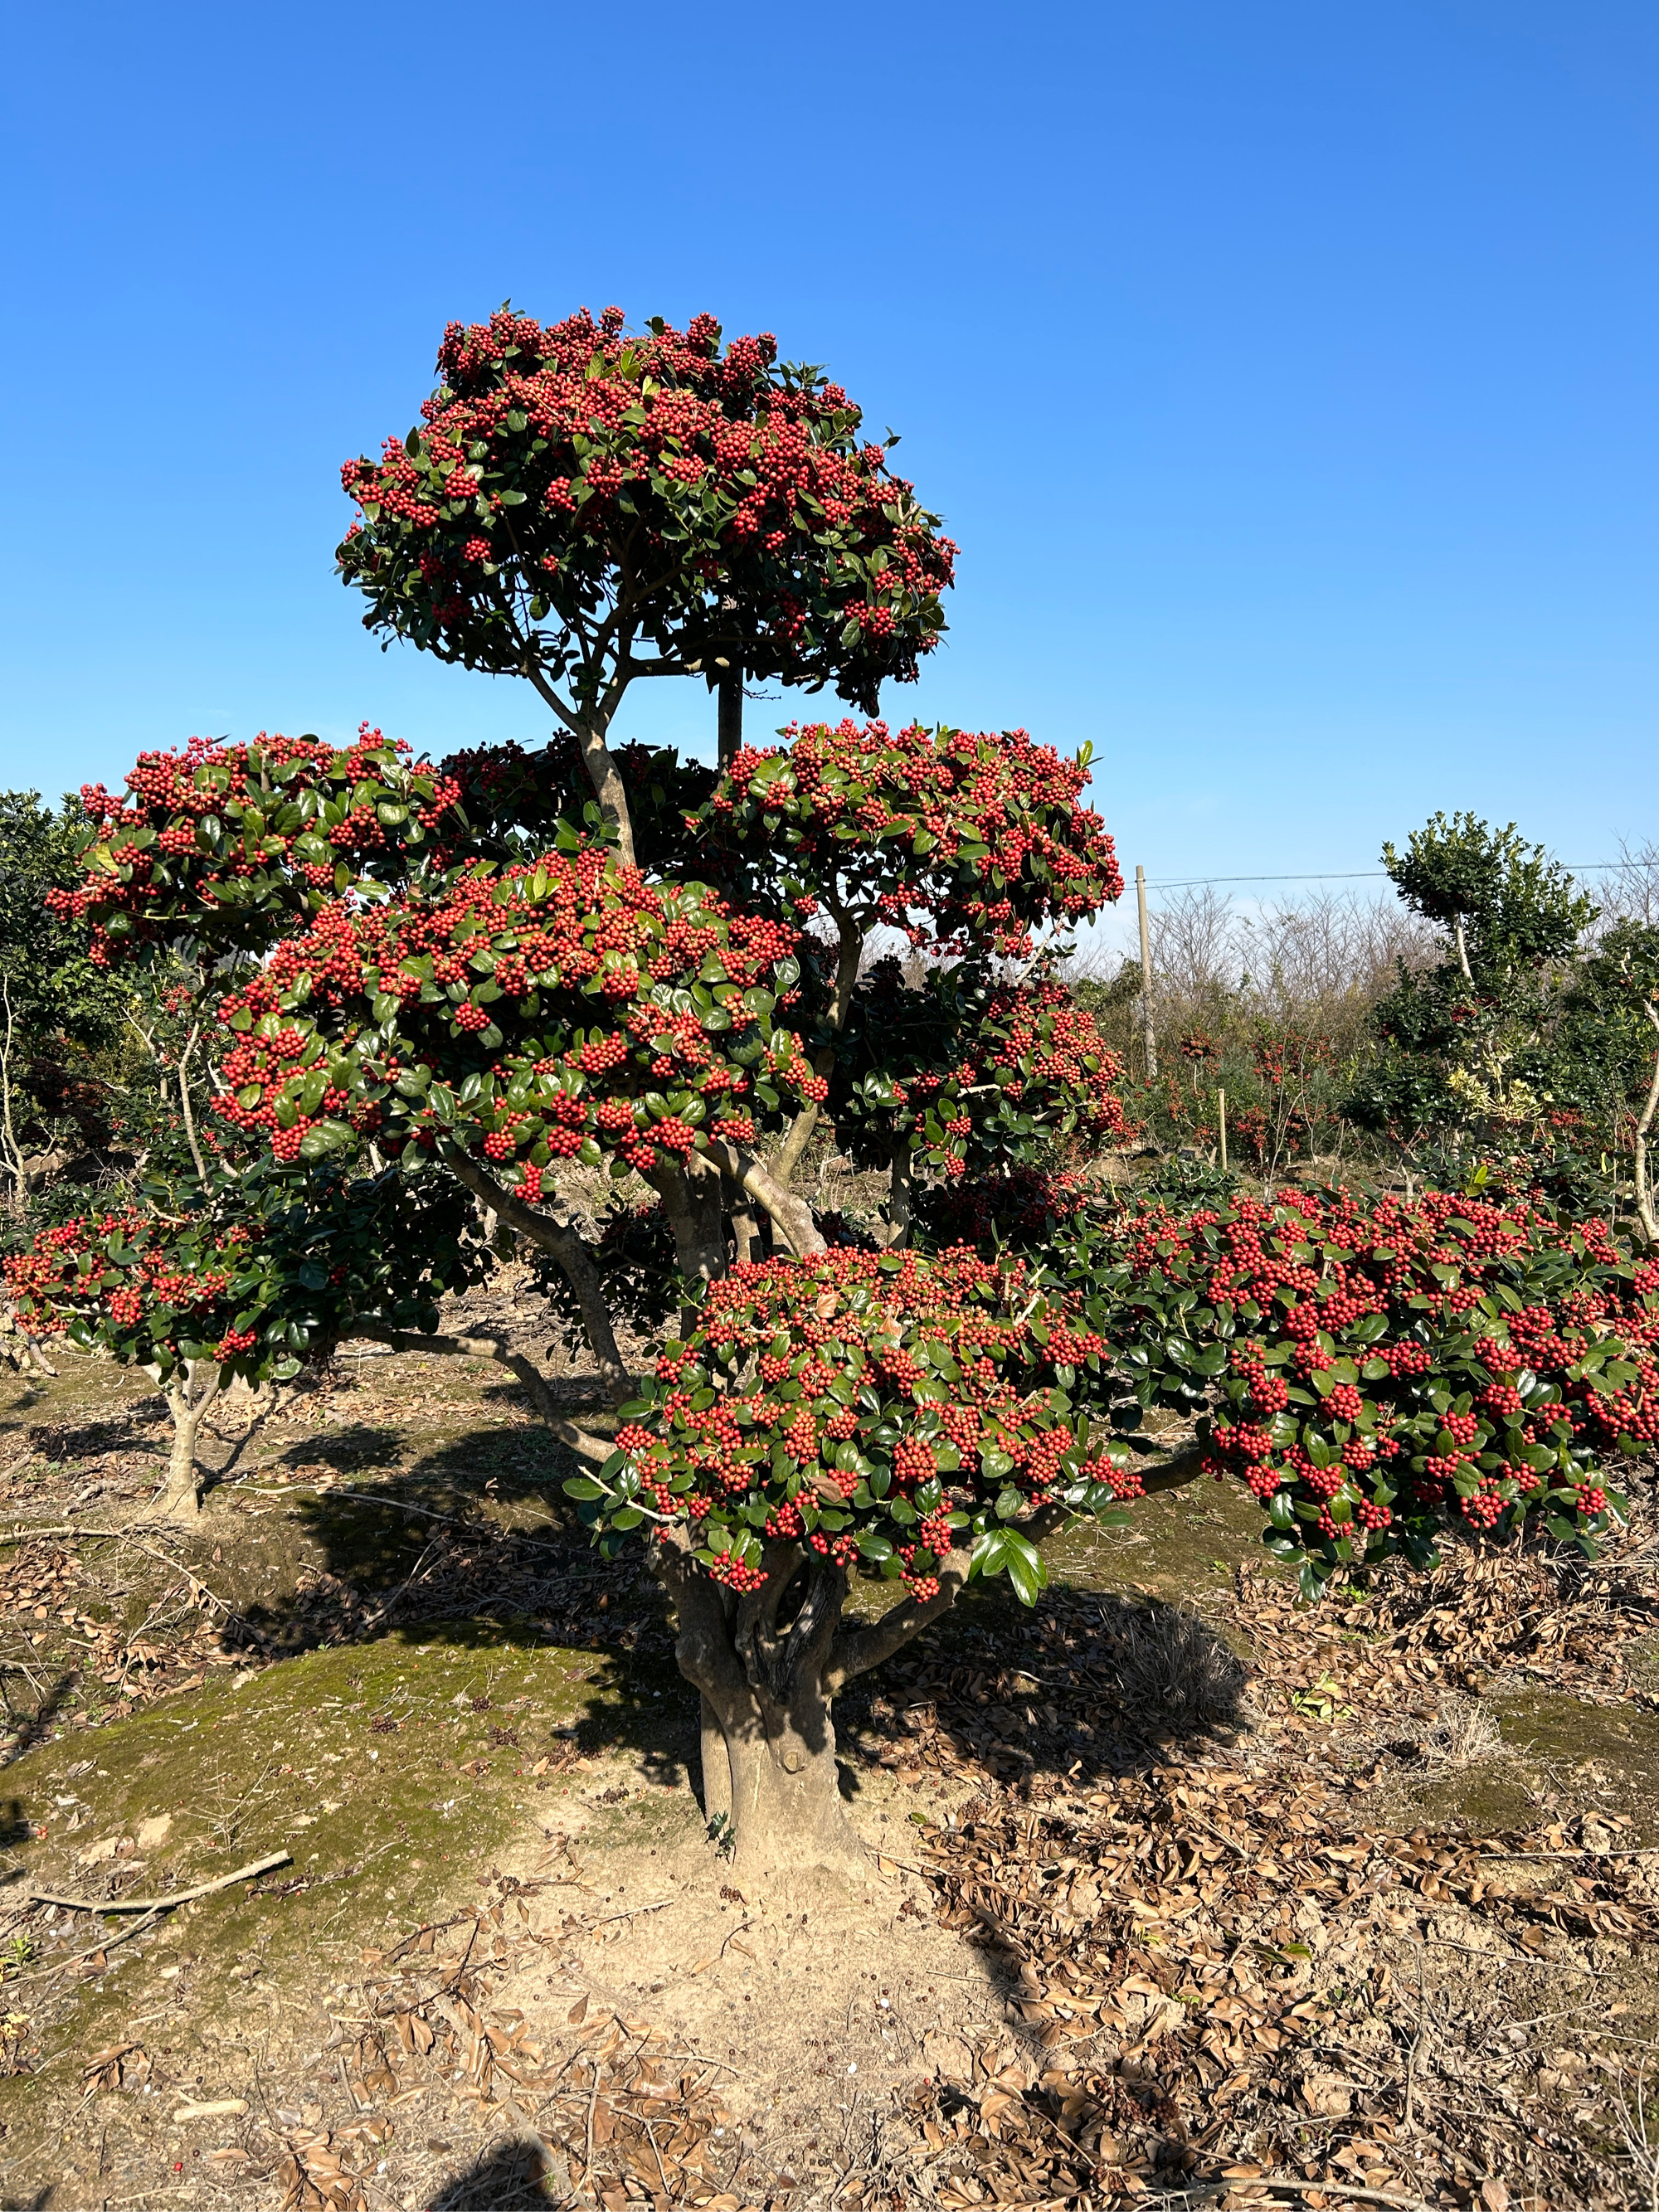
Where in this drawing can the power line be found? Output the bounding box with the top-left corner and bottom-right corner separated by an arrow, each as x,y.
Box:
1144,863 -> 1634,891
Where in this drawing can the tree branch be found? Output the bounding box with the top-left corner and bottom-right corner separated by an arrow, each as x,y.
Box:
0,971 -> 24,1203
825,1545 -> 972,1693
440,1144 -> 634,1407
652,1528 -> 749,1712
825,1446 -> 1204,1691
343,1324 -> 613,1463
774,903 -> 866,1188
178,1023 -> 209,1185
702,1137 -> 826,1258
883,1149 -> 915,1249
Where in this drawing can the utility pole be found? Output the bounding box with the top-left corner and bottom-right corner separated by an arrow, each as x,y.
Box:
1136,864 -> 1157,1081
717,664 -> 742,768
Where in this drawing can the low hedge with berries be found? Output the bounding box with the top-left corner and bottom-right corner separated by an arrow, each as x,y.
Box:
1041,1185 -> 1659,1590
567,1244 -> 1142,1605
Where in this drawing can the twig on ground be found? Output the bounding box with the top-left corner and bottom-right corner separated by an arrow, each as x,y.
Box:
3,1908 -> 162,1984
586,1898 -> 674,1929
29,1847 -> 291,1913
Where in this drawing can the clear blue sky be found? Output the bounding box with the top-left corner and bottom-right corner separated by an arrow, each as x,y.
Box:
2,1 -> 1653,897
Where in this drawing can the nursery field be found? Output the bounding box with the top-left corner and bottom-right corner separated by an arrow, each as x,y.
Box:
2,1301 -> 1657,2212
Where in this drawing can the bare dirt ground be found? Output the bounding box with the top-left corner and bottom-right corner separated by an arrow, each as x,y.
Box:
2,1294 -> 1659,2211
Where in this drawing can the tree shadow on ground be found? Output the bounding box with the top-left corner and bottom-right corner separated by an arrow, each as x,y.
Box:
426,2137 -> 553,2210
1,1399 -> 168,1464
266,1419 -> 410,1478
202,1428 -> 1254,1815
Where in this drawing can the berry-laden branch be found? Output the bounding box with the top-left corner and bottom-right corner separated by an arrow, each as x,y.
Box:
56,730 -> 468,966
2,1166 -> 484,1519
203,843 -> 819,1194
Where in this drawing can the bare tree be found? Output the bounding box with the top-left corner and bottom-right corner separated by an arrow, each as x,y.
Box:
1598,839 -> 1659,931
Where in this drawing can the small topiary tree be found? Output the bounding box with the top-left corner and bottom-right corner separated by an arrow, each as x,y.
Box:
3,1162 -> 483,1518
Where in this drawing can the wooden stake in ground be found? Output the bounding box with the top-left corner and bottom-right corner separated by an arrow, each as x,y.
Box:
1218,1086 -> 1228,1173
1136,863 -> 1158,1081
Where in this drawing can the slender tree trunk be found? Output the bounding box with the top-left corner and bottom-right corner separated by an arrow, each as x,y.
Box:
574,721 -> 637,871
884,1150 -> 915,1248
442,1145 -> 635,1407
0,972 -> 25,1213
1454,918 -> 1473,984
649,1159 -> 731,1333
178,1026 -> 210,1184
159,1372 -> 216,1520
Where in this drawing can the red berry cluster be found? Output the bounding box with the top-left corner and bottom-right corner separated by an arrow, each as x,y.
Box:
572,1247 -> 1139,1597
706,720 -> 1122,960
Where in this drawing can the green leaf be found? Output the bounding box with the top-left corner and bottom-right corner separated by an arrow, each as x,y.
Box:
968,1527 -> 1007,1582
1002,1529 -> 1048,1608
299,1118 -> 355,1160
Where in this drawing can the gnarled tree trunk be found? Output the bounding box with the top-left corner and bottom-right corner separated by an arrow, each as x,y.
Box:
655,1533 -> 971,1880
651,1456 -> 1204,1879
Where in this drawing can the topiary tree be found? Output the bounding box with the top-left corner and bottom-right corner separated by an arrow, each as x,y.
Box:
43,312 -> 1651,1878
53,690 -> 1135,1868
